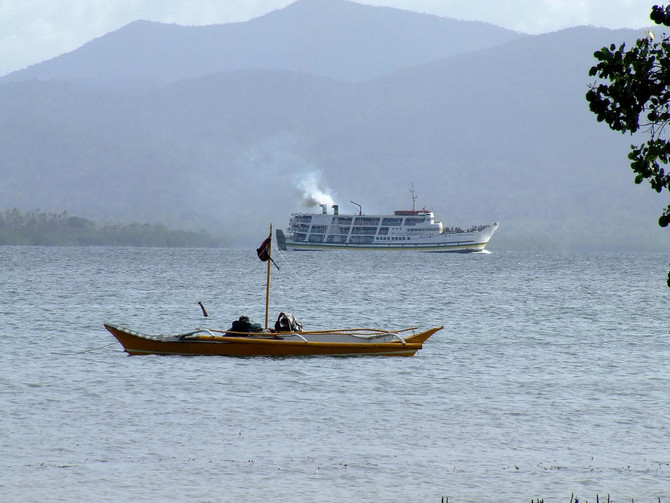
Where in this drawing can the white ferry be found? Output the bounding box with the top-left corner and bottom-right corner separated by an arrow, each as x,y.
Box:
276,195 -> 498,252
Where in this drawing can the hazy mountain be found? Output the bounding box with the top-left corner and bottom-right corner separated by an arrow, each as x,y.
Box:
0,0 -> 667,251
1,0 -> 522,84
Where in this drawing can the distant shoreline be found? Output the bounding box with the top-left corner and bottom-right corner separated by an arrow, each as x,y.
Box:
0,209 -> 226,247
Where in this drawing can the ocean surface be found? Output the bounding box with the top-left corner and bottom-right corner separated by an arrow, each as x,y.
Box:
1,246 -> 669,503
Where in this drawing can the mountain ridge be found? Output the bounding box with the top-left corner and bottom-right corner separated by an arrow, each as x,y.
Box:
1,0 -> 522,84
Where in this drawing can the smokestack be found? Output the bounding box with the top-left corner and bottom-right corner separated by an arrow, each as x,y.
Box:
332,204 -> 339,215
321,204 -> 327,214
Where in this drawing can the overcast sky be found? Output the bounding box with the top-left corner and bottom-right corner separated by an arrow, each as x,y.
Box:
0,0 -> 656,77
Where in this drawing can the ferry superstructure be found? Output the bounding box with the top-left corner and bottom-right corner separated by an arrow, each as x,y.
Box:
276,200 -> 498,252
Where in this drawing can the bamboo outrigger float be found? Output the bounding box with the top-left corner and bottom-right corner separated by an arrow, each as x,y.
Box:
105,225 -> 443,357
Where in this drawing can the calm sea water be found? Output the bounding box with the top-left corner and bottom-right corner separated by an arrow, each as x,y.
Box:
1,246 -> 669,503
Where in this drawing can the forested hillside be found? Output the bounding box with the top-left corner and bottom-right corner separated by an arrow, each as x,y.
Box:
0,209 -> 225,247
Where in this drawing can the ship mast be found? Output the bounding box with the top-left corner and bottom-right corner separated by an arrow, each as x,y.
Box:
265,224 -> 272,330
257,224 -> 279,330
410,185 -> 417,211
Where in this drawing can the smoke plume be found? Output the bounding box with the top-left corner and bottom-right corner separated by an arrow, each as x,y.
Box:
297,172 -> 334,208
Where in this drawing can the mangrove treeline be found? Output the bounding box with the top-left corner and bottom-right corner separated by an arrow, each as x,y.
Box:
0,209 -> 226,247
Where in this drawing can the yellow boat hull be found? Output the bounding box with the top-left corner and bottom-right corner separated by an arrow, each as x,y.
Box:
104,324 -> 442,357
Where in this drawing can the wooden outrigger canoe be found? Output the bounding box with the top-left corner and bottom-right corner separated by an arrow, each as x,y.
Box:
105,224 -> 442,357
104,324 -> 443,357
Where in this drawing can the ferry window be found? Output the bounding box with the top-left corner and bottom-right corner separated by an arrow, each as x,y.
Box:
354,217 -> 380,226
404,217 -> 426,226
330,226 -> 350,235
351,226 -> 377,235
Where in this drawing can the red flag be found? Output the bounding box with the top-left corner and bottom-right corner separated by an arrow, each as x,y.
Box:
256,236 -> 271,261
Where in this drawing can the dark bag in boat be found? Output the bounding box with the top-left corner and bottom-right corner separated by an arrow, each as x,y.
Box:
274,312 -> 303,332
229,316 -> 263,334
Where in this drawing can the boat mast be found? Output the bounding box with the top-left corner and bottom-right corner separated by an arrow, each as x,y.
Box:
410,184 -> 417,211
265,224 -> 272,330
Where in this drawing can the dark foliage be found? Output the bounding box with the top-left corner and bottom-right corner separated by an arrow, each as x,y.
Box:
586,3 -> 670,285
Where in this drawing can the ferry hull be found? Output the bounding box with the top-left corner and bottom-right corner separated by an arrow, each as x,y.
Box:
283,241 -> 490,252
